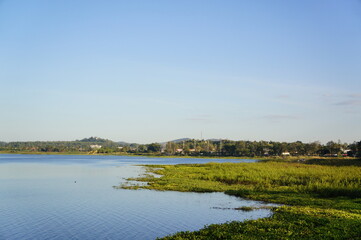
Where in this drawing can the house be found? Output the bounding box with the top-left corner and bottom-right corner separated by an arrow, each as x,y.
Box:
90,144 -> 102,149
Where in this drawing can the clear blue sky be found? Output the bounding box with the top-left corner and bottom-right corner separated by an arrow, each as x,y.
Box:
1,0 -> 360,144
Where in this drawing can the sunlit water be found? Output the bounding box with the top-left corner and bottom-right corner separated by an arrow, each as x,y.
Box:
0,154 -> 276,239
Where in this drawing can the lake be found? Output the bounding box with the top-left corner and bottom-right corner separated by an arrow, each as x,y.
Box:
0,154 -> 276,239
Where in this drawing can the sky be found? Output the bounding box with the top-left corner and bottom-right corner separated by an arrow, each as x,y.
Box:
1,0 -> 361,144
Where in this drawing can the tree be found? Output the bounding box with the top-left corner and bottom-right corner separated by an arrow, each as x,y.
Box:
305,141 -> 321,156
223,142 -> 236,156
235,141 -> 249,156
357,141 -> 361,158
271,142 -> 287,156
147,143 -> 161,153
326,141 -> 342,156
165,142 -> 177,155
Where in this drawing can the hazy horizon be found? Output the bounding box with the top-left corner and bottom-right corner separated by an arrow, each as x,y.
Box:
1,1 -> 360,144
0,136 -> 357,145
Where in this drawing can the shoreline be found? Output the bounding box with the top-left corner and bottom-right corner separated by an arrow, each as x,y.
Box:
1,151 -> 350,161
0,151 -> 263,159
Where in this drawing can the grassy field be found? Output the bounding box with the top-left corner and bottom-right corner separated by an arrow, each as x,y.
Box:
120,158 -> 361,239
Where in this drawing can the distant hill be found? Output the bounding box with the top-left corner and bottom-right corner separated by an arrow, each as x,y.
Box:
170,138 -> 191,143
166,138 -> 224,143
117,138 -> 192,146
77,137 -> 111,143
159,138 -> 191,145
117,141 -> 131,146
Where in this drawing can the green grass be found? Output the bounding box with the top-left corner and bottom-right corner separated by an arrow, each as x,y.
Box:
119,158 -> 361,239
160,206 -> 361,240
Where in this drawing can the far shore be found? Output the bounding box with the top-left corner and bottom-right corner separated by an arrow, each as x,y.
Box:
0,150 -> 259,159
0,151 -> 356,162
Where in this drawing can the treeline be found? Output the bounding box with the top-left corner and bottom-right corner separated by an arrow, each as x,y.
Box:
1,137 -> 361,157
155,139 -> 360,157
0,137 -> 120,153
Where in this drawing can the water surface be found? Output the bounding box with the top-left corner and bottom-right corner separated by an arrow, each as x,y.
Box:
0,154 -> 275,239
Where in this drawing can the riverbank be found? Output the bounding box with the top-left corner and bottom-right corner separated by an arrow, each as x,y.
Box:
0,151 -> 263,160
0,150 -> 354,162
121,158 -> 361,239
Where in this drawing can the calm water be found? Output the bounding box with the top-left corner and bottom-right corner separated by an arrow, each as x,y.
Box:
0,154 -> 275,240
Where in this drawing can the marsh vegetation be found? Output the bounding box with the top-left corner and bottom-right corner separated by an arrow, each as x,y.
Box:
122,158 -> 361,239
